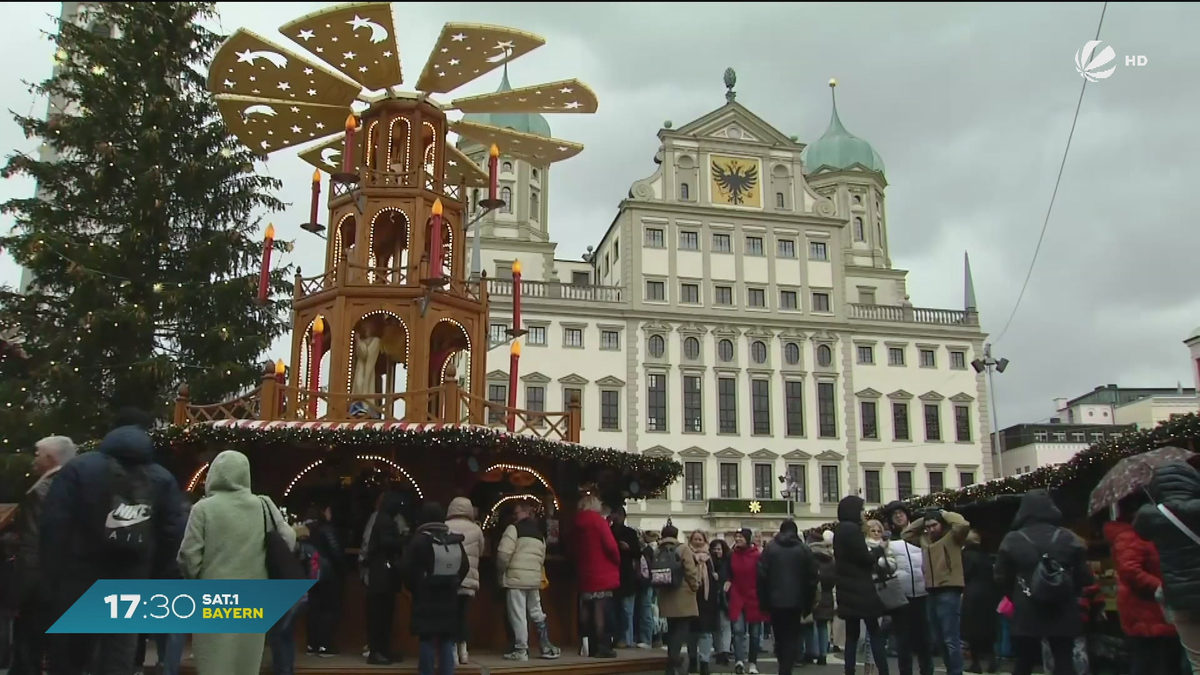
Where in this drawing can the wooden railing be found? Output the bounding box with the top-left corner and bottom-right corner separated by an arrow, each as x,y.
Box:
847,303 -> 974,327
295,259 -> 483,304
173,364 -> 581,443
487,278 -> 624,303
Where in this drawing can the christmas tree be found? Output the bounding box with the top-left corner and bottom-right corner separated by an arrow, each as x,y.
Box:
0,2 -> 293,449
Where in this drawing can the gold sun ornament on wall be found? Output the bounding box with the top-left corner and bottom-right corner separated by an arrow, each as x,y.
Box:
710,155 -> 761,208
749,500 -> 763,514
206,2 -> 599,172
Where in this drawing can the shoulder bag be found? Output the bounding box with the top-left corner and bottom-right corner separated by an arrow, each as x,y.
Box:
261,498 -> 305,580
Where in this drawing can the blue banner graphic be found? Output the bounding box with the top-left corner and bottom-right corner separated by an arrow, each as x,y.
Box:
47,579 -> 314,634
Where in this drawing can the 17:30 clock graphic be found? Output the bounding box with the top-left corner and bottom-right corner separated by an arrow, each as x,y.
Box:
104,593 -> 198,620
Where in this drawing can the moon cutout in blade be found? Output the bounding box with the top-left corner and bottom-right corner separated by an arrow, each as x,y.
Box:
347,16 -> 389,44
243,104 -> 277,118
235,49 -> 288,69
320,148 -> 340,167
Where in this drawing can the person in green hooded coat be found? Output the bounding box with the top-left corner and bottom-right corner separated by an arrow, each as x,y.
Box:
178,450 -> 296,675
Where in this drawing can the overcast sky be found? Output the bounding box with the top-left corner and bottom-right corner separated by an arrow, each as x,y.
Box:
1,2 -> 1197,428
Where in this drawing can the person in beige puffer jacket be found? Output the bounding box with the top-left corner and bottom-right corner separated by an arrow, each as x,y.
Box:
445,497 -> 484,665
497,503 -> 560,661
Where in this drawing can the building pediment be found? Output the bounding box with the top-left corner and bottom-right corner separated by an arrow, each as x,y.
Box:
856,388 -> 883,399
714,447 -> 745,459
816,450 -> 845,461
643,445 -> 673,458
676,322 -> 708,336
950,392 -> 975,403
888,389 -> 914,400
641,320 -> 672,334
712,324 -> 742,338
811,329 -> 836,342
595,376 -> 626,387
680,446 -> 709,458
749,448 -> 779,460
520,372 -> 551,384
919,391 -> 945,402
783,450 -> 813,461
778,328 -> 807,341
671,101 -> 796,148
745,326 -> 776,340
486,369 -> 508,380
558,373 -> 589,386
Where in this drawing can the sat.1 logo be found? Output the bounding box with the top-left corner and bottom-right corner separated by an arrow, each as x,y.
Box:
1075,40 -> 1149,82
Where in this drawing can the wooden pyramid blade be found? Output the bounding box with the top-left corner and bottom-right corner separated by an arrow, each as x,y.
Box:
216,95 -> 346,155
445,144 -> 490,188
279,2 -> 402,92
450,120 -> 582,164
416,23 -> 545,94
296,132 -> 365,174
207,29 -> 362,107
449,78 -> 598,115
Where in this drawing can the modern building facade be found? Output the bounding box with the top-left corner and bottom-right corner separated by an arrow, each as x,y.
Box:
464,73 -> 993,532
998,422 -> 1136,477
1054,384 -> 1198,431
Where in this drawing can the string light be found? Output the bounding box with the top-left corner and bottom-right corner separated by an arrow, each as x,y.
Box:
284,459 -> 324,497
483,493 -> 544,529
385,116 -> 411,172
281,454 -> 424,497
186,462 -> 209,492
486,463 -> 559,508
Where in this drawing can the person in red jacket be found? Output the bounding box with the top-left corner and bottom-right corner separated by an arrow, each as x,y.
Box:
727,528 -> 767,674
1104,495 -> 1184,675
574,495 -> 621,659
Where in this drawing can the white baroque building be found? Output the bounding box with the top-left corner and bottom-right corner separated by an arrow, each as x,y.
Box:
460,73 -> 991,533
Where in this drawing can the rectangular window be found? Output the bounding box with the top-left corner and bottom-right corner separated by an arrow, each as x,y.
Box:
812,292 -> 831,313
600,330 -> 620,350
745,236 -> 764,256
856,345 -> 874,364
680,231 -> 699,250
715,285 -> 734,306
919,349 -> 937,367
1053,432 -> 1066,442
719,463 -> 739,499
571,271 -> 590,286
897,470 -> 913,500
960,471 -> 976,487
925,403 -> 942,441
860,289 -> 877,305
684,462 -> 704,501
683,375 -> 703,433
754,463 -> 773,499
527,325 -> 547,346
496,263 -> 513,279
818,382 -> 837,438
955,405 -> 972,442
929,471 -> 945,493
490,323 -> 509,345
1072,432 -> 1085,443
487,384 -> 507,424
950,350 -> 967,370
601,390 -> 619,430
820,465 -> 840,503
748,287 -> 766,308
809,241 -> 828,261
564,327 -> 584,348
888,347 -> 905,366
751,379 -> 771,435
680,283 -> 700,304
1090,432 -> 1104,443
864,469 -> 882,503
644,227 -> 665,248
893,402 -> 910,441
718,377 -> 737,434
785,464 -> 807,502
645,280 -> 666,301
785,381 -> 805,436
861,401 -> 878,439
526,386 -> 545,427
713,233 -> 732,253
1034,430 -> 1049,442
777,239 -> 796,258
780,290 -> 798,310
646,373 -> 667,432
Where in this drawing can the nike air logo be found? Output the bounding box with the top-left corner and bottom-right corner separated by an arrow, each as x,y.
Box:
106,504 -> 152,529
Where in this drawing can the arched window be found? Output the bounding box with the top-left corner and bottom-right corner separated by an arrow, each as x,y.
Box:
853,217 -> 865,242
776,192 -> 785,208
816,344 -> 833,367
751,340 -> 768,364
532,168 -> 539,182
502,161 -> 513,173
471,189 -> 480,212
530,190 -> 540,218
683,337 -> 700,360
648,335 -> 666,358
501,186 -> 512,213
718,339 -> 734,362
680,183 -> 690,201
784,342 -> 801,365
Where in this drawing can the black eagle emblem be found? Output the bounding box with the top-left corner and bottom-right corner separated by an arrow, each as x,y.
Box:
711,159 -> 759,205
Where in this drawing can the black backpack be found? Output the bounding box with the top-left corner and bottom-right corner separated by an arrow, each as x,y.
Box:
1018,530 -> 1074,605
102,457 -> 156,562
428,534 -> 467,587
649,544 -> 684,589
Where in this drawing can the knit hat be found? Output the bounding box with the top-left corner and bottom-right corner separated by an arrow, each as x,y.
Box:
738,527 -> 753,543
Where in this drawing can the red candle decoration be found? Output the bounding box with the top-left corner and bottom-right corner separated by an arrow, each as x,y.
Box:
342,114 -> 358,175
488,143 -> 499,203
309,169 -> 321,226
274,358 -> 286,416
309,315 -> 324,418
257,223 -> 275,304
512,258 -> 522,334
507,340 -> 520,432
429,198 -> 444,280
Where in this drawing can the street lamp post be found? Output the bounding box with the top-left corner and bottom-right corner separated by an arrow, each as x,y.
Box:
972,343 -> 1009,480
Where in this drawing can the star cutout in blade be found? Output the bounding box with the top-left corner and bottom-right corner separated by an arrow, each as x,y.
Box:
451,33 -> 466,42
297,29 -> 314,41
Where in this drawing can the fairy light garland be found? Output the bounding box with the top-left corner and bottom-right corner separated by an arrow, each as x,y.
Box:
483,493 -> 544,529
386,116 -> 411,172
487,462 -> 559,509
281,454 -> 424,497
284,459 -> 324,497
186,462 -> 210,492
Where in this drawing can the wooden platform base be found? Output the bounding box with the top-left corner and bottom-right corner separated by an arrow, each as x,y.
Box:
175,648 -> 667,675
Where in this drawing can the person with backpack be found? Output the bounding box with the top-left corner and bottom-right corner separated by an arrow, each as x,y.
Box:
961,530 -> 1000,674
994,489 -> 1093,675
708,537 -> 733,663
655,523 -> 700,675
572,495 -> 620,658
727,528 -> 766,675
756,520 -> 818,675
400,502 -> 469,675
42,421 -> 186,675
301,503 -> 343,657
901,507 -> 970,675
444,497 -> 484,665
364,492 -> 407,665
497,501 -> 560,661
177,449 -> 294,675
805,530 -> 836,666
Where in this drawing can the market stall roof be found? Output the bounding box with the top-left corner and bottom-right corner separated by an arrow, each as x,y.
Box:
153,419 -> 682,499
